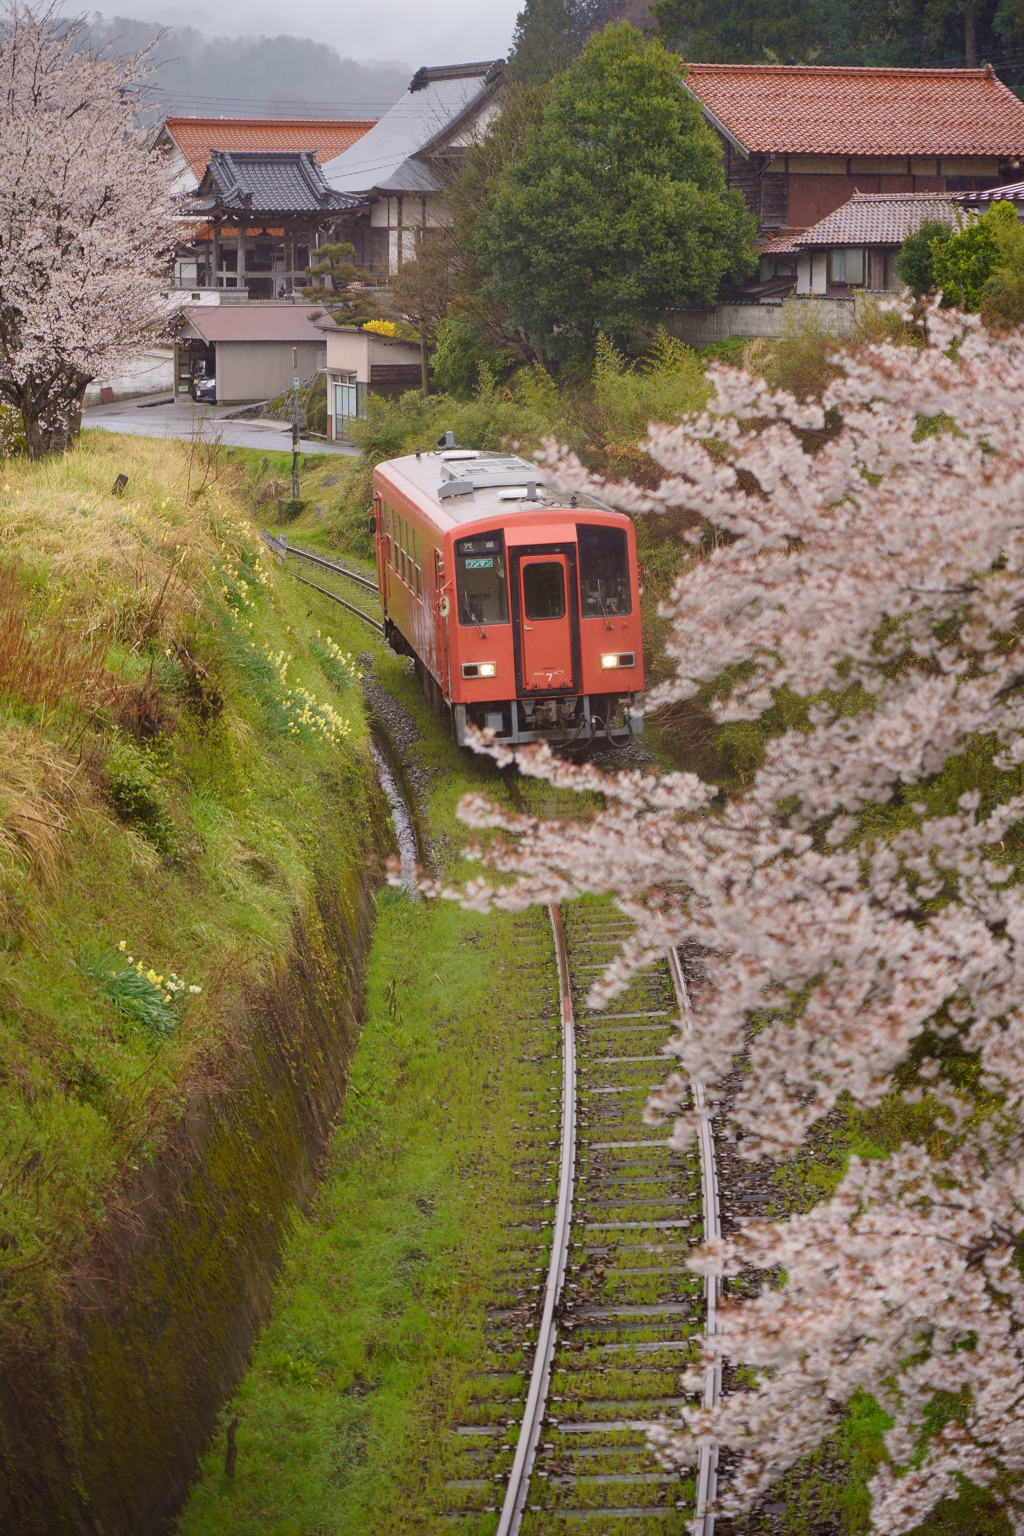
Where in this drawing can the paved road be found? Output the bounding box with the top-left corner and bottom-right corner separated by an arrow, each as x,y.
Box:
82,393 -> 358,457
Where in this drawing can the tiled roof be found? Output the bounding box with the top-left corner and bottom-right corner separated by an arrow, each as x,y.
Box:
190,150 -> 360,215
684,63 -> 1024,157
180,305 -> 331,343
959,179 -> 1024,202
160,117 -> 375,183
760,228 -> 810,254
322,59 -> 506,197
791,191 -> 959,246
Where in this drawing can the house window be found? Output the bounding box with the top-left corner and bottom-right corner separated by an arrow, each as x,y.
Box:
830,248 -> 865,285
331,374 -> 368,438
334,374 -> 357,427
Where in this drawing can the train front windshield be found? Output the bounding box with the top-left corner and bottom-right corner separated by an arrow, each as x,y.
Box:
577,523 -> 631,616
456,533 -> 508,625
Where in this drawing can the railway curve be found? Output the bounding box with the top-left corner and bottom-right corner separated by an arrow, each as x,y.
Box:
261,531 -> 384,633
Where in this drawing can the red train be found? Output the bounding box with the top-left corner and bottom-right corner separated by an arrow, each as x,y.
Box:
370,441 -> 644,748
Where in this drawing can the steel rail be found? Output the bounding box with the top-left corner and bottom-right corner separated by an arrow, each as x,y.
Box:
279,540 -> 380,594
260,531 -> 384,634
495,769 -> 578,1536
496,770 -> 722,1534
668,946 -> 722,1536
494,900 -> 577,1536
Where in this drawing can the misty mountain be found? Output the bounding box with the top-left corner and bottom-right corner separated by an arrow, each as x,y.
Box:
86,14 -> 411,118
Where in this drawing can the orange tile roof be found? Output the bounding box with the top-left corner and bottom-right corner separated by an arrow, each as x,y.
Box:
162,117 -> 376,181
684,63 -> 1024,158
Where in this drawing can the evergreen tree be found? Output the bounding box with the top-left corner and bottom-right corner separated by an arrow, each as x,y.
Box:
510,0 -> 579,84
478,23 -> 757,360
896,219 -> 954,297
651,0 -> 1023,67
511,0 -> 655,85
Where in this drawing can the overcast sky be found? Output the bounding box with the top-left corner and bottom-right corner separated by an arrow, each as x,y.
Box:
104,0 -> 524,68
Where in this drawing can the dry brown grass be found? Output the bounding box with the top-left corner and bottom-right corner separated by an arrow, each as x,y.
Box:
0,565 -> 112,713
0,432 -> 256,649
0,725 -> 88,900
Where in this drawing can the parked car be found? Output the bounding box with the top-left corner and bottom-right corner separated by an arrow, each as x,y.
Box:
189,373 -> 216,403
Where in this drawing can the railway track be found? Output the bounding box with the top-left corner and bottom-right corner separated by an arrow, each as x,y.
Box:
261,531 -> 384,633
434,776 -> 722,1536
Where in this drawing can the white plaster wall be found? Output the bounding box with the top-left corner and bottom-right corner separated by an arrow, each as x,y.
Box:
84,346 -> 174,405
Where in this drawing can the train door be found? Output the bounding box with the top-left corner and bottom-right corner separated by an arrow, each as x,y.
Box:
373,494 -> 389,603
433,548 -> 451,697
511,546 -> 580,695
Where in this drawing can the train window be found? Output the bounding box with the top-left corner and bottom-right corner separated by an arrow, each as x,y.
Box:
455,531 -> 508,625
413,528 -> 422,596
398,517 -> 407,584
523,561 -> 566,621
384,504 -> 394,567
577,524 -> 631,617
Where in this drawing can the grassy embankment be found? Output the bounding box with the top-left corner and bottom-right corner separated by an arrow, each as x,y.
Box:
0,429 -> 391,1525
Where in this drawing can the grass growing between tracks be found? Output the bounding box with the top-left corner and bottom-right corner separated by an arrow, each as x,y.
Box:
179,650 -> 576,1536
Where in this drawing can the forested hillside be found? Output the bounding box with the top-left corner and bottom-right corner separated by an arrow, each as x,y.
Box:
512,0 -> 1024,81
85,15 -> 409,117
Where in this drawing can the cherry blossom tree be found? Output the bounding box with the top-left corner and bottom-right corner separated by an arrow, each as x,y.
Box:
439,304 -> 1024,1531
0,2 -> 175,457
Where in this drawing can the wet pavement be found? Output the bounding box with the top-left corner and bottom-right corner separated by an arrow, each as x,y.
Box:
82,392 -> 357,456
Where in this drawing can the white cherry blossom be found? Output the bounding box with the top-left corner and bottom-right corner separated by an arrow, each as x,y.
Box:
440,305 -> 1024,1530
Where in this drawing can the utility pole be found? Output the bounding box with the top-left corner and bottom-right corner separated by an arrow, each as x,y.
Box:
291,345 -> 300,501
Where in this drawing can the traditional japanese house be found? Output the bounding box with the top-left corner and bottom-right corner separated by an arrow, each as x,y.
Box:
180,150 -> 364,299
758,180 -> 1024,296
684,63 -> 1024,232
757,191 -> 960,293
153,116 -> 376,197
321,60 -> 507,276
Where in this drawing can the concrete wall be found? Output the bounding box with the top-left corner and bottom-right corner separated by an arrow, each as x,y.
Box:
84,347 -> 174,406
214,340 -> 326,403
663,292 -> 870,347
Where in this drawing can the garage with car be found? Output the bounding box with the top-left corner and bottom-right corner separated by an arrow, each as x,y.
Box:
171,303 -> 329,406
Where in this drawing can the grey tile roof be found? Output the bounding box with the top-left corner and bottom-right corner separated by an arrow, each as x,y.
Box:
795,191 -> 960,247
190,150 -> 361,215
958,179 -> 1024,203
321,60 -> 506,197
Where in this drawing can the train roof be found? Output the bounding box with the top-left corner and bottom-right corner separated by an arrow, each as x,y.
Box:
376,450 -> 616,526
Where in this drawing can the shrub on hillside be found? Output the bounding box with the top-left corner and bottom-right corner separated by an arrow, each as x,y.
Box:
896,218 -> 954,297
102,735 -> 177,856
431,317 -> 517,398
931,207 -> 1001,310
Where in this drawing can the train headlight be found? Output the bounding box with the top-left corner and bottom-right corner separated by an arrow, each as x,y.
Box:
600,652 -> 636,669
462,661 -> 497,679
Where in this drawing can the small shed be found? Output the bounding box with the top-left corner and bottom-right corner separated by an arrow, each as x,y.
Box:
323,324 -> 423,440
172,303 -> 329,404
